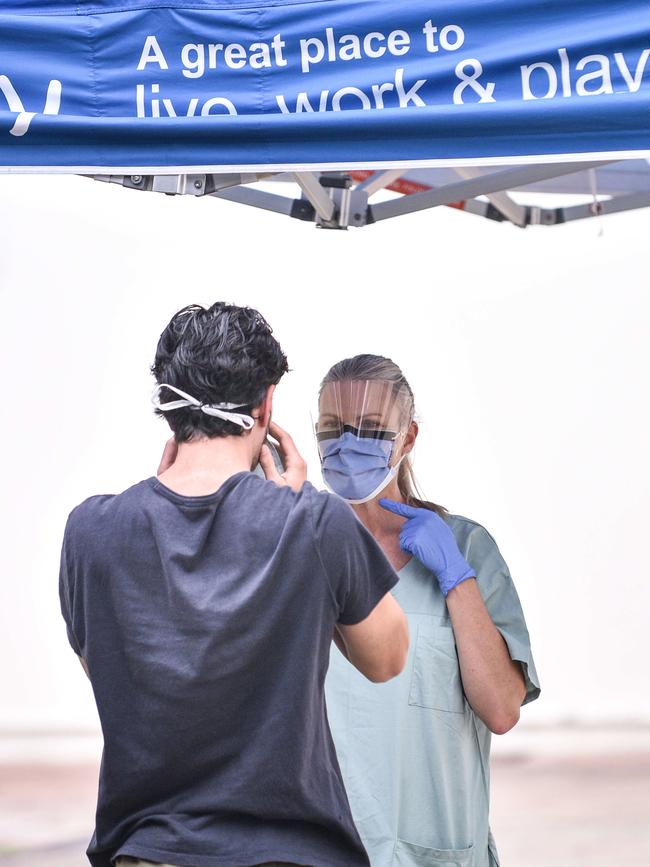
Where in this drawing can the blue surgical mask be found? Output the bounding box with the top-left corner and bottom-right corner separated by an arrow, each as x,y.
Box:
320,431 -> 403,504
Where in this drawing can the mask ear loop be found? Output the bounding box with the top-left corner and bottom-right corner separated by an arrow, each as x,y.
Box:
152,383 -> 255,430
199,404 -> 255,430
388,429 -> 406,471
152,383 -> 201,411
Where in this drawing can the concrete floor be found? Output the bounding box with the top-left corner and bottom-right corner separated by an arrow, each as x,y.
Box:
490,752 -> 650,866
1,752 -> 649,866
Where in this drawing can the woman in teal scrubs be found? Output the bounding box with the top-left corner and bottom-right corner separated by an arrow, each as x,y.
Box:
317,355 -> 540,867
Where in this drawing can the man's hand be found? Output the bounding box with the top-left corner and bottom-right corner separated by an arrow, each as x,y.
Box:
157,436 -> 178,475
258,421 -> 307,493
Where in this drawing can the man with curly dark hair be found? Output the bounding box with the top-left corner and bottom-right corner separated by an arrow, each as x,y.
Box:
59,302 -> 408,867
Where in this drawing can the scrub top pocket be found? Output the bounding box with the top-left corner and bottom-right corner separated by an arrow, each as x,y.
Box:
394,839 -> 474,865
408,623 -> 465,714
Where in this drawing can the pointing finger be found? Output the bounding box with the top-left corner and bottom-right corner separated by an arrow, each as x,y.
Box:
379,498 -> 421,519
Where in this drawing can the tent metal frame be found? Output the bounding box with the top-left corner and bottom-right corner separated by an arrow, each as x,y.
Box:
92,159 -> 650,230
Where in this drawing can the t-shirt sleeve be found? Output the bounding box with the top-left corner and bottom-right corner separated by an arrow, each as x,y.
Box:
58,509 -> 85,657
465,524 -> 541,706
310,490 -> 399,625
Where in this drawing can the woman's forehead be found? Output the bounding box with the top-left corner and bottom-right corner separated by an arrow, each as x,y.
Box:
319,380 -> 403,420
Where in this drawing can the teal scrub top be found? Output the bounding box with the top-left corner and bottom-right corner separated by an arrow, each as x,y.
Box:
325,514 -> 541,867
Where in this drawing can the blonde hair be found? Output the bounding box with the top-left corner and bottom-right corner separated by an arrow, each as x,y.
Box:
319,354 -> 446,515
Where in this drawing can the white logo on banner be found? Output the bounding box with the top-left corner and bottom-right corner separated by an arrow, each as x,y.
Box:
0,76 -> 61,136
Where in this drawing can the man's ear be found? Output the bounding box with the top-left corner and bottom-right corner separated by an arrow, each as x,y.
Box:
259,384 -> 276,428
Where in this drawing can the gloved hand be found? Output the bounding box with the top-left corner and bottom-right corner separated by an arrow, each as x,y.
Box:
379,499 -> 476,596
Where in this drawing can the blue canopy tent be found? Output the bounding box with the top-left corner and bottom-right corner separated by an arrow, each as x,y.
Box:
1,0 -> 649,228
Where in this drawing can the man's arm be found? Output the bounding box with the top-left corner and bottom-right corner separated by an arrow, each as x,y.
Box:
78,656 -> 90,679
255,426 -> 409,682
336,592 -> 409,683
332,626 -> 349,660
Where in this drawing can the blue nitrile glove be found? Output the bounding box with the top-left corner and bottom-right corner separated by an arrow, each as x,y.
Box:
379,499 -> 476,596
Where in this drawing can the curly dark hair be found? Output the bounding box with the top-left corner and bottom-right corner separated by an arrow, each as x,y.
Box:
151,302 -> 289,442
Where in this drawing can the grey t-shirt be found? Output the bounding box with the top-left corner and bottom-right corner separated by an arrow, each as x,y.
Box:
59,472 -> 399,867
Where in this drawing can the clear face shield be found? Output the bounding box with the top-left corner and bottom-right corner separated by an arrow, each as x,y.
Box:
314,379 -> 412,504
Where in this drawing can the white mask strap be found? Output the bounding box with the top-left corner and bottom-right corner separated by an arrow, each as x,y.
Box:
152,383 -> 255,430
343,454 -> 407,505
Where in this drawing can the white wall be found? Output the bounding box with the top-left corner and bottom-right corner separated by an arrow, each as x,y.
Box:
1,174 -> 648,730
